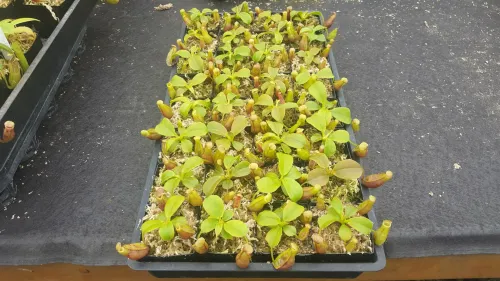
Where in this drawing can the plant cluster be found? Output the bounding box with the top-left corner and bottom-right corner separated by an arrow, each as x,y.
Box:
117,3 -> 394,271
0,18 -> 38,90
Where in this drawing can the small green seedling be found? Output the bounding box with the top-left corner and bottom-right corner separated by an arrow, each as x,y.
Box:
318,197 -> 373,241
258,120 -> 306,154
256,153 -> 303,201
258,20 -> 286,44
256,201 -> 304,249
155,118 -> 208,153
231,1 -> 252,25
203,155 -> 251,195
170,96 -> 211,121
295,67 -> 334,90
169,73 -> 208,98
299,25 -> 327,44
160,156 -> 205,192
255,94 -> 297,123
200,195 -> 249,239
297,47 -> 321,64
261,67 -> 287,93
216,43 -> 251,66
251,42 -> 283,63
215,67 -> 251,87
208,115 -> 248,151
307,158 -> 364,187
222,25 -> 248,45
212,91 -> 245,115
176,46 -> 206,71
306,109 -> 351,157
140,195 -> 190,241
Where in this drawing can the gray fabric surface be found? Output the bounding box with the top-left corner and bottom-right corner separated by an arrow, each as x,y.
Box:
0,0 -> 499,266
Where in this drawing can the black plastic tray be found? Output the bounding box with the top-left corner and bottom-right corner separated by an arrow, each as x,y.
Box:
0,0 -> 98,205
128,12 -> 386,278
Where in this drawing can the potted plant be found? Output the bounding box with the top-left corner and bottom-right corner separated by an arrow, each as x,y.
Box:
119,3 -> 393,276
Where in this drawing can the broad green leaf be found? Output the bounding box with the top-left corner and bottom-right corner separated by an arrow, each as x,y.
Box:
306,101 -> 320,111
181,139 -> 193,153
175,50 -> 190,58
283,201 -> 305,222
310,133 -> 323,143
283,225 -> 297,237
155,118 -> 177,137
310,47 -> 321,56
220,228 -> 233,239
281,143 -> 291,154
281,133 -> 306,149
165,138 -> 179,153
265,226 -> 283,248
257,211 -> 281,226
222,209 -> 234,221
267,121 -> 283,135
308,80 -> 328,105
231,115 -> 248,135
181,176 -> 198,188
224,220 -> 248,237
215,221 -> 223,236
332,159 -> 364,180
235,68 -> 250,78
188,55 -> 204,71
183,122 -> 208,137
344,205 -> 358,219
223,155 -> 238,170
159,221 -> 175,241
307,168 -> 330,186
164,195 -> 185,219
207,121 -> 228,137
181,156 -> 204,174
318,213 -> 339,230
216,139 -> 231,151
331,107 -> 352,124
316,67 -> 334,79
296,71 -> 310,85
232,141 -> 244,151
203,195 -> 225,218
160,170 -> 176,185
271,106 -> 286,122
267,67 -> 278,78
200,217 -> 218,233
232,161 -> 250,177
171,216 -> 188,226
274,31 -> 283,44
217,104 -> 233,114
164,178 -> 181,193
190,73 -> 208,86
282,102 -> 298,109
309,153 -> 330,168
347,217 -> 374,235
324,139 -> 336,157
221,179 -> 233,190
281,178 -> 303,202
330,130 -> 350,143
202,176 -> 223,195
238,12 -> 252,24
257,176 -> 281,193
215,74 -> 230,85
286,166 -> 302,180
339,224 -> 352,241
330,197 -> 343,217
277,153 -> 294,176
141,220 -> 163,235
306,111 -> 327,133
234,46 -> 251,56
252,50 -> 264,62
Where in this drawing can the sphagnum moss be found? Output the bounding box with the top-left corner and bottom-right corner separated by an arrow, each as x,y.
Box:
118,2 -> 394,269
